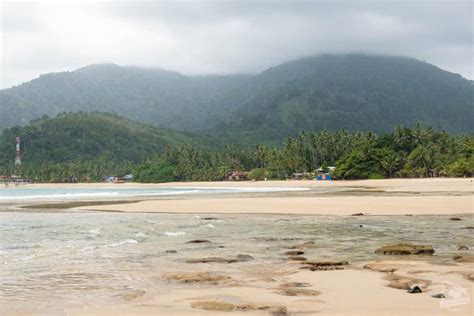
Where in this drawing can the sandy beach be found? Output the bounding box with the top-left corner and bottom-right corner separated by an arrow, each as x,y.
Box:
2,178 -> 473,315
73,178 -> 473,215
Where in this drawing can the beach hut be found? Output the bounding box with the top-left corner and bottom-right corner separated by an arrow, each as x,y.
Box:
316,166 -> 335,181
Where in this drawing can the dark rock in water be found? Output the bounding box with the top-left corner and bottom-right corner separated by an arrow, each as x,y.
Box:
301,265 -> 345,271
359,225 -> 363,228
351,212 -> 364,216
186,239 -> 211,244
252,237 -> 279,242
407,285 -> 422,293
302,260 -> 349,267
217,245 -> 225,248
285,250 -> 304,256
300,260 -> 348,270
186,257 -> 239,264
405,214 -> 413,216
432,293 -> 446,299
203,217 -> 219,220
464,226 -> 474,229
450,217 -> 462,221
290,241 -> 317,249
186,254 -> 253,264
375,243 -> 434,255
287,256 -> 307,261
165,250 -> 177,253
453,255 -> 474,263
457,245 -> 469,251
236,254 -> 254,261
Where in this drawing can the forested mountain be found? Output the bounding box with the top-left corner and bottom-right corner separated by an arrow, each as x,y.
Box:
0,64 -> 250,132
1,55 -> 472,144
0,112 -> 193,179
214,55 -> 473,144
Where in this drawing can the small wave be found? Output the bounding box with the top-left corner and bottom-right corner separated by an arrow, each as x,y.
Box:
205,223 -> 215,228
89,228 -> 101,235
163,231 -> 186,236
106,239 -> 139,248
135,232 -> 146,238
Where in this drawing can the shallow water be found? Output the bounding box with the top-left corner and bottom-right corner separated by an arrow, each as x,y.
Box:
0,186 -> 311,201
0,211 -> 472,314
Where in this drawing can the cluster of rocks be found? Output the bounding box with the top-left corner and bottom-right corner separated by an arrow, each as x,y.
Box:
300,260 -> 349,271
375,243 -> 435,255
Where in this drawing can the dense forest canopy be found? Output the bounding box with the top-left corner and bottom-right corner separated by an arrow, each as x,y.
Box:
0,112 -> 194,181
1,54 -> 472,145
0,113 -> 471,182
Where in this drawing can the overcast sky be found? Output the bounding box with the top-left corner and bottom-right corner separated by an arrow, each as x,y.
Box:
1,0 -> 472,89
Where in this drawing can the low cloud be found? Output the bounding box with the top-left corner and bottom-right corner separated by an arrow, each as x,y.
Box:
1,0 -> 472,88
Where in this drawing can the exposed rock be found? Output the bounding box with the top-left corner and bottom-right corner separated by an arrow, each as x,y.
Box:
279,282 -> 311,288
457,245 -> 469,251
300,265 -> 345,271
383,274 -> 431,290
464,226 -> 474,229
288,256 -> 307,262
290,241 -> 317,249
364,262 -> 403,273
302,260 -> 349,267
165,272 -> 232,284
407,285 -> 423,293
285,250 -> 304,256
274,288 -> 321,296
351,212 -> 364,216
375,243 -> 434,255
186,254 -> 254,264
186,257 -> 239,264
236,254 -> 254,261
191,300 -> 288,315
191,301 -> 235,311
432,293 -> 446,299
202,217 -> 220,220
269,306 -> 289,316
449,217 -> 462,221
252,237 -> 279,242
453,255 -> 474,263
165,250 -> 177,253
186,239 -> 211,244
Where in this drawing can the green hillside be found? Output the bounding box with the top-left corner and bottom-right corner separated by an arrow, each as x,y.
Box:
1,54 -> 472,145
0,112 -> 193,180
212,54 -> 473,144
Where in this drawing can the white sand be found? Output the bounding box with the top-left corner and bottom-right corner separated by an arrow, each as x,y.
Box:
76,178 -> 473,215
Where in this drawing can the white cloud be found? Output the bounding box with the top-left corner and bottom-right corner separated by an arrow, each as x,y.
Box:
1,0 -> 472,89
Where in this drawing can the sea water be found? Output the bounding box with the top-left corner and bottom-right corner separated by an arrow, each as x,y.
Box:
0,211 -> 472,314
0,186 -> 311,201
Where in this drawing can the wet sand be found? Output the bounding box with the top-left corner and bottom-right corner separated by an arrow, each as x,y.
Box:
76,178 -> 473,215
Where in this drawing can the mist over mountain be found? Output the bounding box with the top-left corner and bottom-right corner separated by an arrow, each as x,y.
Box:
1,54 -> 472,144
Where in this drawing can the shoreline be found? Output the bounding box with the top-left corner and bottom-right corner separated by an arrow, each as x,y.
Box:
7,178 -> 473,216
1,178 -> 473,315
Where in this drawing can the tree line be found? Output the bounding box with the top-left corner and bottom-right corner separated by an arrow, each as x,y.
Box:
134,125 -> 472,182
2,125 -> 472,183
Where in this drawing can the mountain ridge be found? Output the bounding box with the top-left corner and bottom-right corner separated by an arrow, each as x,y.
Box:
1,54 -> 472,144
